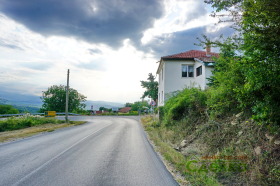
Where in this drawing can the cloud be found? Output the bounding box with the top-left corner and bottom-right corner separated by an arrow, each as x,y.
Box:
0,81 -> 45,97
21,62 -> 52,71
140,0 -> 212,44
144,24 -> 235,58
173,0 -> 208,25
0,0 -> 164,48
88,48 -> 102,55
0,1 -> 236,103
76,61 -> 106,71
0,39 -> 23,50
144,27 -> 205,57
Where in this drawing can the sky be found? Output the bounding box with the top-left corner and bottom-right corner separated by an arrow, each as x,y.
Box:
0,0 -> 233,103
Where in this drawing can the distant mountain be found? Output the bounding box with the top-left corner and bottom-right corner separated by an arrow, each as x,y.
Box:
0,91 -> 42,113
0,91 -> 42,107
85,100 -> 124,110
0,90 -> 124,112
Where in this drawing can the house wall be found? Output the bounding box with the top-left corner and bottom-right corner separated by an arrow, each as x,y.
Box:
194,62 -> 206,89
158,62 -> 165,106
157,60 -> 215,106
194,64 -> 214,89
205,66 -> 214,85
164,60 -> 197,95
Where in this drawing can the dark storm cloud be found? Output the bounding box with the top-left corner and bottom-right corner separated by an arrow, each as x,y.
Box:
0,0 -> 164,48
144,27 -> 205,58
144,26 -> 235,58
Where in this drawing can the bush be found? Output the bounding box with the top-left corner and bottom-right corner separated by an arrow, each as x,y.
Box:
118,111 -> 139,116
0,115 -> 64,132
162,88 -> 207,126
158,106 -> 164,122
0,105 -> 19,114
129,111 -> 139,115
206,86 -> 239,119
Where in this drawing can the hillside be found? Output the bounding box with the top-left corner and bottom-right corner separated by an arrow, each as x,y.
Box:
0,91 -> 42,113
0,91 -> 42,108
85,100 -> 124,110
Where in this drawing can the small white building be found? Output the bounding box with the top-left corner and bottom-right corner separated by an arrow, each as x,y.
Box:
156,48 -> 219,106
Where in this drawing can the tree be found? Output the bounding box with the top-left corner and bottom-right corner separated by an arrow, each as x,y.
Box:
205,0 -> 280,126
140,73 -> 158,101
131,101 -> 150,112
41,85 -> 86,112
0,105 -> 19,114
99,107 -> 111,112
124,102 -> 133,107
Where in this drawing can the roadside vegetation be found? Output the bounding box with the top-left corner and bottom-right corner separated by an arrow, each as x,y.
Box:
0,114 -> 86,142
143,88 -> 279,185
142,0 -> 280,185
0,105 -> 19,114
0,114 -> 65,132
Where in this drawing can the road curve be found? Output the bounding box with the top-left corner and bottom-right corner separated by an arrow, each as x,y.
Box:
0,116 -> 178,186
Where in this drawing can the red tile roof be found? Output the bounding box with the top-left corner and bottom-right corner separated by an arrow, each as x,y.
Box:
161,50 -> 219,61
119,107 -> 132,113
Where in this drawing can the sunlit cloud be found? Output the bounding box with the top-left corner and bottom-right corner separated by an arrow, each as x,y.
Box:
0,15 -> 157,102
0,0 -> 234,103
141,0 -> 217,45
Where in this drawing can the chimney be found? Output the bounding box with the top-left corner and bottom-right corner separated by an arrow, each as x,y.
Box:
206,44 -> 211,56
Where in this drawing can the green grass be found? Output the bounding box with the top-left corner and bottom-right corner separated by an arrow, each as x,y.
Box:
141,116 -> 221,185
0,115 -> 65,132
141,115 -> 280,185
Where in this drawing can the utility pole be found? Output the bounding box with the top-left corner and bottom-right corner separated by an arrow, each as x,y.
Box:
65,69 -> 70,123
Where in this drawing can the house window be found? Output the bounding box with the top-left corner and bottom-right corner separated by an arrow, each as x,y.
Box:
182,65 -> 194,77
196,66 -> 202,76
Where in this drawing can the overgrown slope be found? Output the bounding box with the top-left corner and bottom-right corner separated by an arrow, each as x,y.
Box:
142,88 -> 280,185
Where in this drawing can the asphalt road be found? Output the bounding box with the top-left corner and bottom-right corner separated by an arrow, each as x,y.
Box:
0,116 -> 178,186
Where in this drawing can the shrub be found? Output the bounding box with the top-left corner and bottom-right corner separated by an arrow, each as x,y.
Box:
162,88 -> 207,126
0,115 -> 64,132
0,105 -> 19,114
129,111 -> 139,115
206,86 -> 239,119
158,106 -> 164,122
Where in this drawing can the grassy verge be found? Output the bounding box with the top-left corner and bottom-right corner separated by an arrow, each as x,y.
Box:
0,116 -> 86,142
141,116 -> 220,186
0,115 -> 66,132
141,115 -> 280,185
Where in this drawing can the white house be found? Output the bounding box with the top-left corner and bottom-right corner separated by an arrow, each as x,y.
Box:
156,48 -> 219,106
